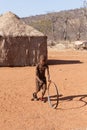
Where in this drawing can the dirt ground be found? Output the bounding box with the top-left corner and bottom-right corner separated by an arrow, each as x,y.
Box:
0,50 -> 87,130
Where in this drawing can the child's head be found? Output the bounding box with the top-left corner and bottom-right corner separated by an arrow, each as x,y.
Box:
39,55 -> 46,65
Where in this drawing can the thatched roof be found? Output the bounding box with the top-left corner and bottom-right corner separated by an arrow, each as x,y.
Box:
0,12 -> 44,37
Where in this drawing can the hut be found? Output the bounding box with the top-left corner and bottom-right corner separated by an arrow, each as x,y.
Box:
0,12 -> 47,66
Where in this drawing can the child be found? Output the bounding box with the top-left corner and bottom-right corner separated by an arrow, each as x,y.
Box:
32,55 -> 51,101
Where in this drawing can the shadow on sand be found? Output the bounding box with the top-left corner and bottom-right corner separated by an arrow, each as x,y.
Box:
44,94 -> 87,109
48,59 -> 83,65
59,94 -> 87,110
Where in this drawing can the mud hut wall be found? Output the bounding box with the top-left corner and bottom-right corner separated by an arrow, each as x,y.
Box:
0,36 -> 6,66
0,36 -> 47,67
4,36 -> 29,67
29,36 -> 47,65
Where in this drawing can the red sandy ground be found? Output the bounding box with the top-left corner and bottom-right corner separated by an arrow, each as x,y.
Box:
0,50 -> 87,130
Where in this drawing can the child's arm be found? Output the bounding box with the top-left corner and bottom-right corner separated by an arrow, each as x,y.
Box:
36,75 -> 43,83
47,66 -> 51,82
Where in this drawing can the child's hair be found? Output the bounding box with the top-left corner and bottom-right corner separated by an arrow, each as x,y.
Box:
40,55 -> 46,61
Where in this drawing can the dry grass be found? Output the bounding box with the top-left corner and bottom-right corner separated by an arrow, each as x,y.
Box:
0,12 -> 44,37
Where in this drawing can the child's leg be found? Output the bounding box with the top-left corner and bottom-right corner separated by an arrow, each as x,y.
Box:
42,83 -> 47,98
33,81 -> 40,99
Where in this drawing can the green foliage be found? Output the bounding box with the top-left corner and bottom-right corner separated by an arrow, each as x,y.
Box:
29,19 -> 52,35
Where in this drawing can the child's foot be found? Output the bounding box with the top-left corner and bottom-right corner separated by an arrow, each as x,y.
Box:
31,98 -> 39,101
39,97 -> 47,103
32,93 -> 38,101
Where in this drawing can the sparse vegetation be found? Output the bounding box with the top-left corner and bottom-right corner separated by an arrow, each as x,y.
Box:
22,8 -> 87,43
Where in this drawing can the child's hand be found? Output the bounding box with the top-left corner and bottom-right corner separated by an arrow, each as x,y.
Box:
40,80 -> 43,85
48,79 -> 51,83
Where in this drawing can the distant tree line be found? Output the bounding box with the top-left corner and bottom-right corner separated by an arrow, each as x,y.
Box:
22,4 -> 87,42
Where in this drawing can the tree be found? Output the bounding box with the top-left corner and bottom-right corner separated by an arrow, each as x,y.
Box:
63,17 -> 69,40
83,0 -> 87,19
49,15 -> 58,41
